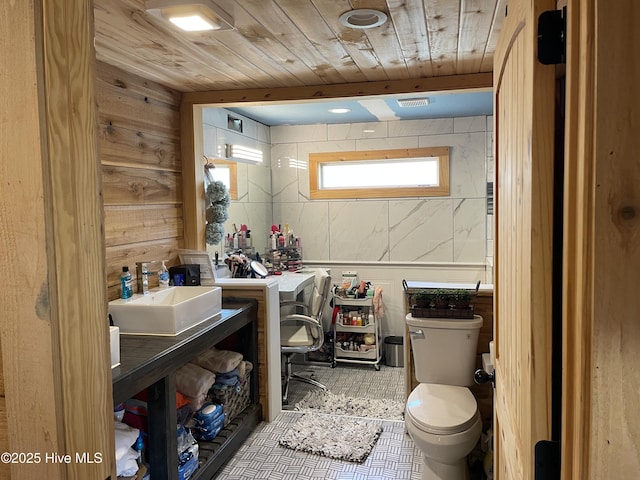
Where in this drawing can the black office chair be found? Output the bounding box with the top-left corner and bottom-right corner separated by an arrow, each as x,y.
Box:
280,269 -> 332,405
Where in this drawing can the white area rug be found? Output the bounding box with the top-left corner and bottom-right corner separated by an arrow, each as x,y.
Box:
294,390 -> 405,421
279,413 -> 382,463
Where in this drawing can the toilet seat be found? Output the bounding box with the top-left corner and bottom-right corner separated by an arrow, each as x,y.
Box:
406,383 -> 478,435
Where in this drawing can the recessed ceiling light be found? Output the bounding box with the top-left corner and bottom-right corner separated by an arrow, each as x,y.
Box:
339,9 -> 388,29
146,0 -> 234,32
363,129 -> 376,133
329,108 -> 351,114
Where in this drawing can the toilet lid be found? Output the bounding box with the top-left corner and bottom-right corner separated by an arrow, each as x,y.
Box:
406,384 -> 478,435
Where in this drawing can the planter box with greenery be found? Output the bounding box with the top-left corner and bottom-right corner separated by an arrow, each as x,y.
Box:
410,287 -> 476,319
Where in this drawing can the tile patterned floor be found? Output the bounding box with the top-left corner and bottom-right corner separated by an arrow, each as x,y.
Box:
214,364 -> 424,479
214,412 -> 423,480
285,362 -> 406,407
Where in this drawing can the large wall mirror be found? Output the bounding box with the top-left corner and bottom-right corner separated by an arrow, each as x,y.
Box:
191,85 -> 491,263
202,107 -> 273,258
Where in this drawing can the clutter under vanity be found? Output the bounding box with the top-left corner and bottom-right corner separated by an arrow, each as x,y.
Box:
111,298 -> 260,480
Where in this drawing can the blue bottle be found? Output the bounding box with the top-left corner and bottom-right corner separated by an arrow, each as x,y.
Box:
121,266 -> 132,299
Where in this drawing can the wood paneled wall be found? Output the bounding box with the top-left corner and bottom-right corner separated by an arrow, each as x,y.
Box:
96,62 -> 185,301
563,1 -> 640,478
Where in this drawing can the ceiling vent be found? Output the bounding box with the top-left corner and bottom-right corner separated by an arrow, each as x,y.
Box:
339,9 -> 388,29
397,97 -> 431,108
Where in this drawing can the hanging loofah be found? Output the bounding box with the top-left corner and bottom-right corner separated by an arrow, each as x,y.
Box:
206,181 -> 230,207
205,223 -> 223,245
211,204 -> 228,223
204,180 -> 229,246
206,206 -> 215,224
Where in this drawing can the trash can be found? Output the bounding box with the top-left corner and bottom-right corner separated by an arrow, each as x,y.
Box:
384,336 -> 404,367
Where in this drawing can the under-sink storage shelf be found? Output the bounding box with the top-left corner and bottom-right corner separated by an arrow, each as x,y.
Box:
112,299 -> 261,480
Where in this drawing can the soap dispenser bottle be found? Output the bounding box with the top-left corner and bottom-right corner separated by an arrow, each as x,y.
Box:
159,260 -> 170,288
120,266 -> 132,299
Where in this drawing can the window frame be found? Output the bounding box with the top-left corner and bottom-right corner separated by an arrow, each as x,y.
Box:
210,159 -> 238,200
308,147 -> 450,199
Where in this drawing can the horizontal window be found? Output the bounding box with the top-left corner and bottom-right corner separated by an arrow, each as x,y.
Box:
309,147 -> 450,199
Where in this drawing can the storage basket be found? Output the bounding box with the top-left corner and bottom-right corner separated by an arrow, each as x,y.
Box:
207,361 -> 252,426
410,305 -> 475,319
403,279 -> 480,320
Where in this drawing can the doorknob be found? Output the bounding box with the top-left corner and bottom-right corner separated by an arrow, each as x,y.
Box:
474,368 -> 495,387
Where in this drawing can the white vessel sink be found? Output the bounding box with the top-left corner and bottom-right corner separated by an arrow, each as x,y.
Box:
110,326 -> 120,368
108,286 -> 222,336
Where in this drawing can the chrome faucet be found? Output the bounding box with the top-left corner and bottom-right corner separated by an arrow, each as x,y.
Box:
136,262 -> 157,295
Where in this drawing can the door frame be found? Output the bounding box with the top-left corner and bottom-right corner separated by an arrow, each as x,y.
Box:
562,1 -> 640,478
561,1 -> 594,477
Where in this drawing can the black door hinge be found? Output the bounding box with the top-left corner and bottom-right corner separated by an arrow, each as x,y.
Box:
538,6 -> 566,65
535,440 -> 561,480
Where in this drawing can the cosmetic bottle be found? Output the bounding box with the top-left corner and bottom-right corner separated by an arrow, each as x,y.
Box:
159,260 -> 170,288
120,266 -> 132,299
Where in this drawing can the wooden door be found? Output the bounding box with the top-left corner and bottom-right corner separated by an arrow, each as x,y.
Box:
493,0 -> 556,478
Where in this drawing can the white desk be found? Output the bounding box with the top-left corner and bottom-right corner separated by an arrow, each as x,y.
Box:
275,271 -> 315,301
212,271 -> 316,419
214,271 -> 315,300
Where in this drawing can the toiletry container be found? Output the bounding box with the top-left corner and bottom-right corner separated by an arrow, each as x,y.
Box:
120,266 -> 132,299
159,260 -> 170,288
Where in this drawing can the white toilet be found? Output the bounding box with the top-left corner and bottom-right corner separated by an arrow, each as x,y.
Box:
405,314 -> 483,480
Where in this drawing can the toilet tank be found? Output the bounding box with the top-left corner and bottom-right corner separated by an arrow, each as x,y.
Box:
406,314 -> 483,386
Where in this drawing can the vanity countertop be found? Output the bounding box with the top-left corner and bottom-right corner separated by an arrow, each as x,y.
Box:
213,277 -> 278,288
214,271 -> 315,301
404,280 -> 493,292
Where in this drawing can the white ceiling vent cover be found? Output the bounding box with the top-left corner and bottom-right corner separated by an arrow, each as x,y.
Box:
397,97 -> 431,108
339,9 -> 388,29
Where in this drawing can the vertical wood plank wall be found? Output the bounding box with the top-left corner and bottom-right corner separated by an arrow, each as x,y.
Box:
2,1 -> 114,478
0,4 -> 59,475
96,62 -> 185,301
562,1 -> 595,477
42,1 -> 116,476
587,0 -> 640,477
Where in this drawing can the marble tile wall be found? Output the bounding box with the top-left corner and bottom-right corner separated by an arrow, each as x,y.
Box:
200,108 -> 493,336
270,115 -> 492,264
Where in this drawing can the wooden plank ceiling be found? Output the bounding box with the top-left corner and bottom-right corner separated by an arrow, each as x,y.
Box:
94,0 -> 506,93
